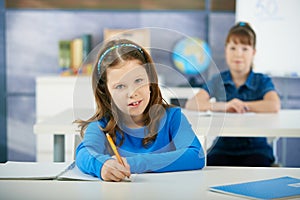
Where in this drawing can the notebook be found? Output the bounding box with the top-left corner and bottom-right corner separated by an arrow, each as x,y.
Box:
0,161 -> 99,181
210,176 -> 300,199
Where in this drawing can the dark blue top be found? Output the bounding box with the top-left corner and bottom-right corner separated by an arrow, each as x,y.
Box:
76,107 -> 205,179
203,70 -> 276,161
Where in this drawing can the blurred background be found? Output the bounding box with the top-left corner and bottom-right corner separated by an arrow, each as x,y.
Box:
0,0 -> 299,167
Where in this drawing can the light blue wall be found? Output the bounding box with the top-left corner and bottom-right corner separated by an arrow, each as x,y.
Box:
6,10 -> 211,90
6,10 -> 223,161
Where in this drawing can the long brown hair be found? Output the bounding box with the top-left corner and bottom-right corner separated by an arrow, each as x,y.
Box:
75,39 -> 169,147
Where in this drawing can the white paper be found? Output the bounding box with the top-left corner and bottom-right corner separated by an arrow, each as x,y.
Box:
0,161 -> 69,180
0,161 -> 99,181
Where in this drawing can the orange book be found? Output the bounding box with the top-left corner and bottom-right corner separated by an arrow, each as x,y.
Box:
70,38 -> 83,73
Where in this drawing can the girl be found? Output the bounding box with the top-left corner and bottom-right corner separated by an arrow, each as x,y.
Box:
185,22 -> 281,167
75,39 -> 205,181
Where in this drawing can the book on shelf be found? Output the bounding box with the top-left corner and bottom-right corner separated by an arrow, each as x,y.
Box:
103,28 -> 151,54
58,40 -> 71,71
70,38 -> 83,74
81,34 -> 93,74
82,34 -> 92,61
59,34 -> 92,76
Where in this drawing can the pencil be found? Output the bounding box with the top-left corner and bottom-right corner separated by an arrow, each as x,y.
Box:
106,133 -> 125,166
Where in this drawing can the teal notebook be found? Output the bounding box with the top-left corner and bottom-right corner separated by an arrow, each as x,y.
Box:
210,176 -> 300,199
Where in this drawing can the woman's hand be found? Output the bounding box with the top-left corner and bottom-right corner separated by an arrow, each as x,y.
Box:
101,157 -> 131,182
225,98 -> 249,113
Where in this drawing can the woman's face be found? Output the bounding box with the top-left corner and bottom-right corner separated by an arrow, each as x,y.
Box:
106,59 -> 151,124
225,40 -> 256,74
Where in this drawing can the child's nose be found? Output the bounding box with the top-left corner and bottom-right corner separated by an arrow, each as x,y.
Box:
235,48 -> 243,56
127,86 -> 138,98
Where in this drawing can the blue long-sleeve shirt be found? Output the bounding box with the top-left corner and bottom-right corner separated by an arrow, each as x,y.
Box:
76,107 -> 205,179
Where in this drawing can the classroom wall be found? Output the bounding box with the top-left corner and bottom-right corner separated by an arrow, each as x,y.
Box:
236,0 -> 300,76
6,10 -> 222,161
5,10 -> 300,166
0,0 -> 7,163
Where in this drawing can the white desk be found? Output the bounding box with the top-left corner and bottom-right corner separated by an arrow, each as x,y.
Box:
1,165 -> 299,200
183,109 -> 300,137
35,76 -> 198,161
33,109 -> 300,162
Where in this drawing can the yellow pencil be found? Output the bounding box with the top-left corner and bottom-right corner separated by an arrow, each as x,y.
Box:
106,133 -> 125,166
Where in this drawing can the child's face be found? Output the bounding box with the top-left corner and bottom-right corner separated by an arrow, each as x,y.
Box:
225,40 -> 256,74
106,59 -> 151,123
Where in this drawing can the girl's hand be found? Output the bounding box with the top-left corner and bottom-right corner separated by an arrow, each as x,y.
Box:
226,98 -> 249,113
101,157 -> 131,182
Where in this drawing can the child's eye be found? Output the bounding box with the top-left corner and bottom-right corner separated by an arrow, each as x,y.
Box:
242,47 -> 249,51
115,84 -> 125,89
135,78 -> 143,84
230,47 -> 236,50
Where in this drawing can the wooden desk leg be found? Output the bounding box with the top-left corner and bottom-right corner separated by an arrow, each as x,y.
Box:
73,135 -> 82,160
203,136 -> 207,167
281,138 -> 288,167
36,134 -> 53,162
272,137 -> 279,165
65,134 -> 78,162
54,134 -> 65,162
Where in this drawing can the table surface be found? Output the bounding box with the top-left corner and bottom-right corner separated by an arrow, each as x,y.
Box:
0,164 -> 299,200
183,109 -> 300,137
34,108 -> 300,137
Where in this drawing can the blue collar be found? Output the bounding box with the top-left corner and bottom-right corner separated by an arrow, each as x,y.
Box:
223,70 -> 256,90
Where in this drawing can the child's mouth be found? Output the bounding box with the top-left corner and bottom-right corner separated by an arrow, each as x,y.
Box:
128,100 -> 142,107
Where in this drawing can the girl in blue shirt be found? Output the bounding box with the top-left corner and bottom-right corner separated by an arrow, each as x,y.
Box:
185,22 -> 281,167
75,39 -> 205,181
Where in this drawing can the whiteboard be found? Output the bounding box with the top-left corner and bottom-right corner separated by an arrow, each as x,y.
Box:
236,0 -> 300,76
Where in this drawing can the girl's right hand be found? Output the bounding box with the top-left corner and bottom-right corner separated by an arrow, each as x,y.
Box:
226,98 -> 249,113
101,158 -> 131,182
